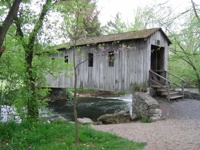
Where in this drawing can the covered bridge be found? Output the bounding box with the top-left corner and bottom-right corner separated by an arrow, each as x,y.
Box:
47,28 -> 171,92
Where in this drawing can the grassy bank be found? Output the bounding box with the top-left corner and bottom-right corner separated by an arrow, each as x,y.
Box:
0,121 -> 146,150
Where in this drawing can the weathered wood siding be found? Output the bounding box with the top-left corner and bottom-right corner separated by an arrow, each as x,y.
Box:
46,30 -> 169,92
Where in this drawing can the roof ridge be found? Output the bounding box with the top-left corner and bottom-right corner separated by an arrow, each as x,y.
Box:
55,28 -> 171,49
84,28 -> 161,39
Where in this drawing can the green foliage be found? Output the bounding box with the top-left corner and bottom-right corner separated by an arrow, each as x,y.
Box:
0,0 -> 71,121
130,82 -> 147,93
66,89 -> 73,100
168,10 -> 200,90
104,13 -> 129,34
0,27 -> 25,105
141,117 -> 153,123
136,112 -> 153,123
57,0 -> 103,144
57,0 -> 102,39
0,121 -> 146,150
103,4 -> 162,34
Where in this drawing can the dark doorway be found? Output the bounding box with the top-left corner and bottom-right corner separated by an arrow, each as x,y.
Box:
151,45 -> 165,71
150,45 -> 166,84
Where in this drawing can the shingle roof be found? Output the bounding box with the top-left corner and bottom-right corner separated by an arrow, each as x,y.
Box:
56,28 -> 171,49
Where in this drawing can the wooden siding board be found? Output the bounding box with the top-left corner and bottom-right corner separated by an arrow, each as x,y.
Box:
115,49 -> 120,91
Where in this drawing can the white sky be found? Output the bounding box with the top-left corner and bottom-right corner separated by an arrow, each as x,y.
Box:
97,0 -> 200,25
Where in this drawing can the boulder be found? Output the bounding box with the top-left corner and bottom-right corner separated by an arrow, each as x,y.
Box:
97,110 -> 131,124
48,88 -> 67,102
132,92 -> 162,121
183,91 -> 200,100
77,117 -> 93,124
50,116 -> 67,122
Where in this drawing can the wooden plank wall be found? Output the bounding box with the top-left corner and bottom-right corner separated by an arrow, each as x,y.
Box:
46,30 -> 169,92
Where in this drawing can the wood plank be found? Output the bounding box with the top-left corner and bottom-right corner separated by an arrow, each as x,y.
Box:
170,95 -> 183,100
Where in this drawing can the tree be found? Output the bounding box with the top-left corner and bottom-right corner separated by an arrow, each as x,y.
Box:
14,0 -> 57,121
82,0 -> 102,37
191,0 -> 200,22
0,0 -> 67,121
168,2 -> 200,92
103,5 -> 161,34
103,13 -> 128,34
57,0 -> 102,144
0,0 -> 22,57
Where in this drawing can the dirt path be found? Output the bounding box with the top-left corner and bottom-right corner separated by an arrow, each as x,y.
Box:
91,99 -> 200,150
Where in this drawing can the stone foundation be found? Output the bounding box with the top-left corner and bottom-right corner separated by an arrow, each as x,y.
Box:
132,92 -> 162,121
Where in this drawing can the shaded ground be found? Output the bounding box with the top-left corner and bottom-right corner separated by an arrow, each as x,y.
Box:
91,98 -> 200,150
158,98 -> 200,120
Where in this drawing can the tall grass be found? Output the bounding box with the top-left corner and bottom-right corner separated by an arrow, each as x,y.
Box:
0,121 -> 146,150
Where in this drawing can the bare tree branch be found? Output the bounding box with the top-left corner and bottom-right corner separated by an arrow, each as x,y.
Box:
191,0 -> 200,22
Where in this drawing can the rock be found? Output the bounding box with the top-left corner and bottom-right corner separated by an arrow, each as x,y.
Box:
77,117 -> 93,124
149,109 -> 162,115
130,113 -> 138,120
149,87 -> 156,97
50,116 -> 67,122
150,116 -> 161,121
149,104 -> 160,109
48,88 -> 67,102
183,91 -> 200,100
97,111 -> 131,124
96,120 -> 102,125
132,92 -> 162,121
152,114 -> 162,117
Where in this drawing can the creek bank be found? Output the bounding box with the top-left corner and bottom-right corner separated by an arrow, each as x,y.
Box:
77,91 -> 124,98
96,92 -> 163,124
77,117 -> 93,124
48,88 -> 68,102
97,110 -> 131,124
48,88 -> 123,102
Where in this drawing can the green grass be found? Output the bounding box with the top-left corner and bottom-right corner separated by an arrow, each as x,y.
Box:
0,121 -> 146,150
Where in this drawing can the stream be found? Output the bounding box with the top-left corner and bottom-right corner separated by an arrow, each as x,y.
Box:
47,94 -> 132,121
0,94 -> 132,122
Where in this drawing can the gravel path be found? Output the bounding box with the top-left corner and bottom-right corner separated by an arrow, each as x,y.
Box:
91,99 -> 200,150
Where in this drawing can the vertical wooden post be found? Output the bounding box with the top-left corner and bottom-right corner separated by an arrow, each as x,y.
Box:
167,81 -> 170,102
149,71 -> 151,88
164,70 -> 167,85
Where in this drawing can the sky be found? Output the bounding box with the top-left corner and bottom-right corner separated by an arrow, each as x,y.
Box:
97,0 -> 200,25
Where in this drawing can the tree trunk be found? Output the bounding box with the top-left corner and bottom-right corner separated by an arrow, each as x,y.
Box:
14,0 -> 52,121
196,75 -> 200,93
73,46 -> 79,144
0,0 -> 22,57
25,0 -> 51,121
25,44 -> 39,121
